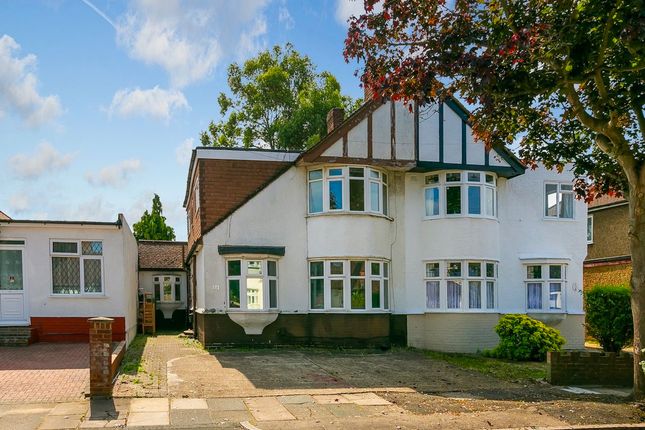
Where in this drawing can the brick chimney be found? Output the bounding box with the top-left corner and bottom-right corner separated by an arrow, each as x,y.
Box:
326,108 -> 345,134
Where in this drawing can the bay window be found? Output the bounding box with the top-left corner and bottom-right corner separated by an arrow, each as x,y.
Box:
154,275 -> 181,302
309,259 -> 389,311
545,183 -> 574,219
424,260 -> 497,311
525,263 -> 566,311
424,171 -> 496,218
226,259 -> 278,310
51,240 -> 103,295
307,166 -> 388,216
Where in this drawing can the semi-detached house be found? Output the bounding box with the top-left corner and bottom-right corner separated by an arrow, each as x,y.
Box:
183,98 -> 587,353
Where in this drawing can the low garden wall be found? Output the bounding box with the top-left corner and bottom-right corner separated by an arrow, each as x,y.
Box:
547,350 -> 633,386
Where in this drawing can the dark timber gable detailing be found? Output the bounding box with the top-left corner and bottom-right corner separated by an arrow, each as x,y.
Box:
390,101 -> 396,160
485,148 -> 490,166
461,120 -> 467,165
413,162 -> 521,177
414,102 -> 419,161
445,98 -> 470,122
218,245 -> 285,256
367,113 -> 373,159
438,103 -> 444,163
342,133 -> 348,157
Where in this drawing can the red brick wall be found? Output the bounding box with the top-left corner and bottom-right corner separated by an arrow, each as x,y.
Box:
30,317 -> 125,343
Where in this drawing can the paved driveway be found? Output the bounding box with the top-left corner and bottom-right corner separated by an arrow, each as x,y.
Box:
0,343 -> 88,403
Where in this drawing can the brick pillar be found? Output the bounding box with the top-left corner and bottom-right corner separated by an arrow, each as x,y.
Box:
88,317 -> 113,397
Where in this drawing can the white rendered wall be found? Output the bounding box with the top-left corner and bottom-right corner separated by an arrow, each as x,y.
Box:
138,271 -> 187,317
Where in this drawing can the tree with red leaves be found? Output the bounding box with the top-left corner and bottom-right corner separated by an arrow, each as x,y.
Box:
344,0 -> 644,396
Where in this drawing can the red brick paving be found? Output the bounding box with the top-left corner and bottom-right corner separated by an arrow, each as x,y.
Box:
0,343 -> 88,403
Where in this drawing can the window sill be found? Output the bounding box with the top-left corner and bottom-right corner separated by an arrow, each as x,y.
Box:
425,309 -> 498,313
308,309 -> 391,313
542,217 -> 576,222
423,215 -> 498,222
49,294 -> 108,299
227,309 -> 280,313
306,212 -> 393,222
156,301 -> 185,304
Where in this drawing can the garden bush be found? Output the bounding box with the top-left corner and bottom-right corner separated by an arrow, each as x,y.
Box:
584,285 -> 632,352
486,314 -> 565,361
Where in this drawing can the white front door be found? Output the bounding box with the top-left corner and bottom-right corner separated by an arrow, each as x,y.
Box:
0,248 -> 26,323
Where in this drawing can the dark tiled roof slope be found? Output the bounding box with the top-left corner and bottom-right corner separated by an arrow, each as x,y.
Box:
138,240 -> 187,271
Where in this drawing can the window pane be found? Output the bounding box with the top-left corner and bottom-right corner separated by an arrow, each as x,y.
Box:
486,263 -> 495,278
425,187 -> 439,216
351,278 -> 366,309
468,186 -> 481,215
545,184 -> 558,217
560,184 -> 573,191
228,280 -> 240,308
469,281 -> 481,309
384,279 -> 389,309
371,262 -> 380,276
426,280 -> 440,309
52,257 -> 80,294
228,260 -> 241,276
163,278 -> 172,301
308,169 -> 322,180
486,281 -> 495,309
587,216 -> 593,242
310,279 -> 324,309
329,180 -> 343,210
447,262 -> 461,277
468,172 -> 481,182
382,173 -> 388,184
549,282 -> 562,309
527,282 -> 542,309
53,242 -> 78,254
350,179 -> 364,211
426,262 -> 440,278
549,265 -> 562,279
560,192 -> 574,218
82,241 -> 102,255
154,283 -> 160,301
383,262 -> 389,278
247,278 -> 263,309
425,174 -> 439,185
331,279 -> 344,308
247,260 -> 262,276
328,168 -> 343,176
468,262 -> 481,277
369,169 -> 380,179
0,250 -> 23,291
446,172 -> 461,182
382,185 -> 388,215
83,259 -> 102,293
310,261 -> 324,277
370,182 -> 380,212
446,186 -> 461,214
447,280 -> 462,309
330,261 -> 343,275
371,280 -> 381,308
350,261 -> 365,277
349,167 -> 364,177
267,260 -> 277,277
269,279 -> 277,308
175,282 -> 181,301
527,265 -> 542,279
485,187 -> 495,216
309,180 -> 323,213
485,174 -> 494,184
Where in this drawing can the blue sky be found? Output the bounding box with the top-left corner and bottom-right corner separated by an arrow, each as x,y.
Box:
0,0 -> 366,240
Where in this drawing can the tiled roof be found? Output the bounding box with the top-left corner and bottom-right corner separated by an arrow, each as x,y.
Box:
138,240 -> 187,271
588,195 -> 627,208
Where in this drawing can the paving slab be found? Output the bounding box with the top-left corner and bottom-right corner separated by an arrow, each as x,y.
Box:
209,409 -> 253,424
127,411 -> 170,427
49,401 -> 89,416
129,398 -> 168,413
87,398 -> 129,420
0,412 -> 50,430
80,418 -> 127,428
245,397 -> 296,421
343,392 -> 392,406
278,395 -> 315,405
38,414 -> 84,430
170,409 -> 213,426
312,394 -> 351,404
283,403 -> 336,420
326,403 -> 372,418
171,398 -> 208,410
207,398 -> 247,411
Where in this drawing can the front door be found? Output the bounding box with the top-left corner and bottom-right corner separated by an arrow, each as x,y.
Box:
0,248 -> 26,323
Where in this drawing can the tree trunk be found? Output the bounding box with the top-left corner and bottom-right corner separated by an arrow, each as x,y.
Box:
630,168 -> 645,399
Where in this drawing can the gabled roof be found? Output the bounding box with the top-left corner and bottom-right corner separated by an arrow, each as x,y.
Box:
0,211 -> 10,220
588,195 -> 628,210
138,240 -> 187,271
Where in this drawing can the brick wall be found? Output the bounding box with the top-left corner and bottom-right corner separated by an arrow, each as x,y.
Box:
88,318 -> 114,397
31,316 -> 125,343
583,263 -> 632,290
547,351 -> 633,386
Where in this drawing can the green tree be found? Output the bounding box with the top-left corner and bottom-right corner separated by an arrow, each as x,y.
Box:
200,43 -> 360,150
133,194 -> 176,241
344,0 -> 644,395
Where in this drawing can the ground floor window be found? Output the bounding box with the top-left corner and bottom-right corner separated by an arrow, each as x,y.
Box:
153,275 -> 181,302
309,259 -> 389,311
424,260 -> 497,311
226,259 -> 278,310
525,263 -> 566,311
51,240 -> 103,295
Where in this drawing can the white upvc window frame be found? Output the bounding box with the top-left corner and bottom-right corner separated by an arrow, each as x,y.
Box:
423,171 -> 497,220
307,166 -> 389,216
50,239 -> 104,296
587,215 -> 594,244
153,275 -> 182,303
308,258 -> 390,312
424,259 -> 498,312
544,182 -> 575,220
225,258 -> 279,311
524,262 -> 567,312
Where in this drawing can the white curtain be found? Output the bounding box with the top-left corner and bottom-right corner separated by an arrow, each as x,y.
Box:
447,280 -> 462,308
486,281 -> 495,309
469,281 -> 481,309
527,282 -> 542,309
426,281 -> 440,308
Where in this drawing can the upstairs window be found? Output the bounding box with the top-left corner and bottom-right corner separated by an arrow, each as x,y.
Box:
424,171 -> 496,218
226,259 -> 278,310
307,167 -> 388,216
545,183 -> 574,219
587,215 -> 593,243
51,240 -> 103,295
525,263 -> 566,311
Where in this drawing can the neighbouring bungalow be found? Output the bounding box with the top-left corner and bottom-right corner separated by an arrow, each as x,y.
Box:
0,214 -> 138,345
183,97 -> 587,353
137,240 -> 188,330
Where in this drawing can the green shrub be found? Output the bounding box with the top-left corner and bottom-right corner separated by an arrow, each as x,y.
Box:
584,285 -> 633,352
487,314 -> 565,361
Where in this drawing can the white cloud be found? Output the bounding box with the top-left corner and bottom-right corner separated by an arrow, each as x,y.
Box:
64,196 -> 116,221
108,86 -> 188,120
278,2 -> 294,30
9,142 -> 75,179
116,0 -> 270,88
8,193 -> 29,213
0,34 -> 62,126
238,17 -> 268,59
175,138 -> 196,165
335,0 -> 365,26
85,159 -> 142,188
